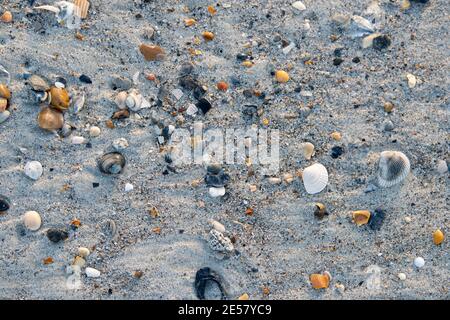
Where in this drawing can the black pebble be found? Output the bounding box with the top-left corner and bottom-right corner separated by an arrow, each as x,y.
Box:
334,48 -> 344,57
236,53 -> 250,61
195,267 -> 227,300
193,85 -> 207,100
368,208 -> 386,231
352,57 -> 361,63
46,228 -> 69,243
79,74 -> 92,84
196,98 -> 212,114
333,58 -> 344,66
331,146 -> 344,159
93,182 -> 100,188
0,195 -> 11,212
373,35 -> 391,51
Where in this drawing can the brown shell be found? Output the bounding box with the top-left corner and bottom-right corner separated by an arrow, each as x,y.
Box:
139,44 -> 165,61
48,87 -> 70,111
38,107 -> 64,131
310,273 -> 330,289
0,84 -> 11,100
352,210 -> 371,226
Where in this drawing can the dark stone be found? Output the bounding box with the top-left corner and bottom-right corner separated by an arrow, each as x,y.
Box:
46,228 -> 69,243
368,208 -> 386,231
196,98 -> 212,114
236,53 -> 250,61
205,172 -> 230,187
161,126 -> 172,140
164,154 -> 173,163
331,146 -> 344,158
0,195 -> 11,212
411,0 -> 428,3
207,164 -> 222,175
333,58 -> 344,66
55,77 -> 67,86
334,48 -> 344,57
242,105 -> 258,120
352,57 -> 361,63
243,89 -> 253,98
93,182 -> 99,188
109,76 -> 132,91
373,35 -> 391,51
79,74 -> 92,84
194,267 -> 227,300
193,85 -> 207,100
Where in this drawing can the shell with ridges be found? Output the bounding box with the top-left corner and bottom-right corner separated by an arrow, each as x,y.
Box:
377,151 -> 410,188
98,152 -> 126,174
38,107 -> 64,131
302,163 -> 328,194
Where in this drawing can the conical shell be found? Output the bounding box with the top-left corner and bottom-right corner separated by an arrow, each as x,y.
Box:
302,163 -> 328,194
38,107 -> 64,131
377,151 -> 410,188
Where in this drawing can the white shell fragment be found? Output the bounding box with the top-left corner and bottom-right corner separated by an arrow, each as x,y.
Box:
71,136 -> 86,144
115,91 -> 128,109
24,161 -> 43,180
302,163 -> 328,194
414,257 -> 425,268
349,15 -> 374,38
436,160 -> 448,174
208,229 -> 234,253
23,211 -> 42,231
301,142 -> 315,160
406,73 -> 417,88
292,1 -> 306,11
209,187 -> 226,197
124,183 -> 134,192
377,151 -> 410,188
398,273 -> 407,281
89,126 -> 101,137
85,267 -> 101,278
209,219 -> 226,233
113,138 -> 129,151
72,93 -> 85,114
362,32 -> 381,48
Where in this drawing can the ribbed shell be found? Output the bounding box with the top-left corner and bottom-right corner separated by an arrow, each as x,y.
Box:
377,151 -> 410,188
98,152 -> 126,174
302,163 -> 328,194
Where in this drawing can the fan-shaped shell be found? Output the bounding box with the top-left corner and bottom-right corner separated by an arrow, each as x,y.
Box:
98,152 -> 126,174
38,107 -> 64,131
377,151 -> 410,188
302,163 -> 328,194
48,87 -> 70,111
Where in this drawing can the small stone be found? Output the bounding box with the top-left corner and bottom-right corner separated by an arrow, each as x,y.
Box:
78,247 -> 90,258
217,81 -> 228,91
113,138 -> 129,151
184,18 -> 196,27
398,273 -> 407,281
1,11 -> 13,23
384,102 -> 394,113
143,26 -> 155,39
362,33 -> 381,49
373,35 -> 391,50
85,267 -> 101,278
23,211 -> 42,231
89,126 -> 101,137
209,219 -> 226,233
209,187 -> 226,197
0,110 -> 10,124
333,58 -> 344,66
331,146 -> 344,158
433,229 -> 444,245
404,216 -> 412,223
71,136 -> 86,144
196,98 -> 212,114
275,70 -> 289,83
406,74 -> 417,88
47,228 -> 69,243
24,161 -> 43,180
414,257 -> 425,268
352,57 -> 361,63
202,31 -> 215,41
139,44 -> 165,61
124,183 -> 134,192
292,1 -> 306,11
79,74 -> 92,84
109,76 -> 132,91
368,208 -> 385,231
331,132 -> 342,141
436,160 -> 448,174
383,120 -> 395,131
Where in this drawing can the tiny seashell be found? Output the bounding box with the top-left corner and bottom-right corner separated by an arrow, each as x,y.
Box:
24,161 -> 43,180
195,267 -> 227,300
73,0 -> 90,19
302,163 -> 328,194
352,210 -> 371,226
267,177 -> 282,184
377,151 -> 410,188
436,160 -> 448,174
48,87 -> 70,111
124,183 -> 134,192
89,126 -> 101,137
349,15 -> 374,38
112,138 -> 129,151
0,195 -> 11,212
310,272 -> 330,289
0,98 -> 8,112
71,136 -> 86,144
0,84 -> 11,100
72,93 -> 85,114
301,142 -> 315,160
126,91 -> 142,111
98,152 -> 126,174
433,229 -> 444,245
78,247 -> 90,257
23,211 -> 42,231
139,44 -> 165,61
209,187 -> 226,197
85,267 -> 101,278
29,75 -> 50,92
292,1 -> 306,11
406,73 -> 417,88
114,91 -> 128,109
132,71 -> 140,85
209,219 -> 226,233
38,107 -> 64,131
314,203 -> 328,219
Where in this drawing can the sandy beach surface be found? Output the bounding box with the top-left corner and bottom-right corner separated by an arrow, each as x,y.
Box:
0,0 -> 448,299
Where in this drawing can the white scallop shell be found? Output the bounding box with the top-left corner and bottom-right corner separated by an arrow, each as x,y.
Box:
377,151 -> 410,188
302,163 -> 328,194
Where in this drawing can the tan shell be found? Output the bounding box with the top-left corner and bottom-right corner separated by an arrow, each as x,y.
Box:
38,107 -> 64,131
74,0 -> 90,19
314,203 -> 328,219
310,272 -> 330,289
23,211 -> 42,231
139,44 -> 165,61
433,229 -> 444,245
29,75 -> 50,92
352,210 -> 371,226
0,11 -> 12,23
0,98 -> 7,112
0,84 -> 11,100
301,142 -> 315,160
48,87 -> 70,111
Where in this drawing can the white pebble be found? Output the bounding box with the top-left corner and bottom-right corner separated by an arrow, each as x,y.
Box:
71,136 -> 86,145
436,160 -> 448,174
78,247 -> 90,258
24,161 -> 43,180
209,219 -> 226,233
414,257 -> 425,268
292,1 -> 306,11
23,211 -> 42,231
398,273 -> 407,281
85,267 -> 101,278
124,183 -> 134,192
89,126 -> 101,137
209,187 -> 226,197
406,73 -> 417,88
404,216 -> 412,223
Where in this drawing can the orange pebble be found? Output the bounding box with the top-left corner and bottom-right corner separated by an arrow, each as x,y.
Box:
146,73 -> 156,81
217,81 -> 228,91
310,272 -> 330,289
202,31 -> 215,41
1,11 -> 12,23
433,229 -> 444,245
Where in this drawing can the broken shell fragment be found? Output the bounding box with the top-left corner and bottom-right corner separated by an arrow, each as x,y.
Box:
195,267 -> 227,300
85,267 -> 101,278
208,229 -> 234,253
406,73 -> 417,88
301,142 -> 315,160
314,203 -> 328,219
48,87 -> 70,111
139,44 -> 165,61
23,211 -> 42,231
29,75 -> 50,92
72,93 -> 85,114
310,272 -> 331,289
352,210 -> 371,226
433,229 -> 444,245
98,152 -> 126,174
38,107 -> 64,131
202,31 -> 215,41
302,163 -> 328,194
74,0 -> 90,19
377,151 -> 410,188
114,91 -> 128,109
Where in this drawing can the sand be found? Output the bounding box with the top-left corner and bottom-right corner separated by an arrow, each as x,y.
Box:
0,0 -> 448,300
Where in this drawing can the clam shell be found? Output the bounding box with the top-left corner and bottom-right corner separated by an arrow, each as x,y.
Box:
38,107 -> 64,131
48,87 -> 70,111
29,75 -> 50,92
302,163 -> 328,194
73,0 -> 90,19
0,84 -> 11,100
23,211 -> 42,231
377,151 -> 410,188
114,91 -> 128,109
98,152 -> 126,174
